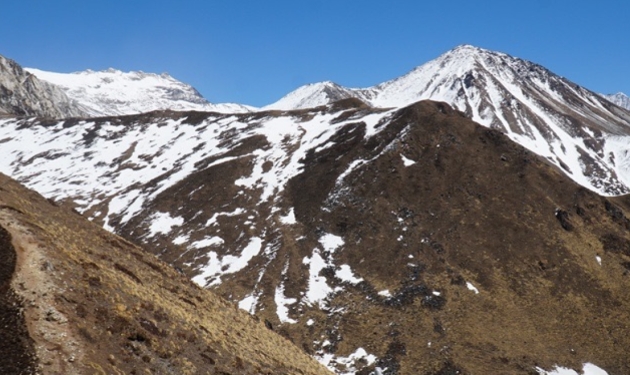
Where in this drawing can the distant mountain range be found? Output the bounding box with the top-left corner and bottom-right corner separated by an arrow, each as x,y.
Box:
2,46 -> 630,374
25,67 -> 254,117
14,46 -> 630,197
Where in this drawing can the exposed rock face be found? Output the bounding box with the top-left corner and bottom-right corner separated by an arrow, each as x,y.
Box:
0,54 -> 86,119
0,173 -> 332,375
2,101 -> 630,374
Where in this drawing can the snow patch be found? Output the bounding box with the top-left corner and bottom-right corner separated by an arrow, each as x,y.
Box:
192,237 -> 262,287
280,208 -> 297,225
190,237 -> 224,249
401,154 -> 416,166
172,234 -> 189,245
275,284 -> 298,324
466,281 -> 480,294
536,363 -> 609,375
335,264 -> 363,284
147,212 -> 184,237
302,251 -> 333,307
205,208 -> 245,226
319,233 -> 344,253
315,347 -> 378,375
238,294 -> 258,314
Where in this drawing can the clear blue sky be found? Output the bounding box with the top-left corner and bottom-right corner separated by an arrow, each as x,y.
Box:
2,1 -> 628,107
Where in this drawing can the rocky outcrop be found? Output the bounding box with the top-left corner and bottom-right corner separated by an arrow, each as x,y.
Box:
0,54 -> 86,119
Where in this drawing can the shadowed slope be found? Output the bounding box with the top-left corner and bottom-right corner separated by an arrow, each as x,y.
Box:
272,101 -> 630,373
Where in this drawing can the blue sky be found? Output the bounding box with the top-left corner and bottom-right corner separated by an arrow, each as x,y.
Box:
2,1 -> 628,107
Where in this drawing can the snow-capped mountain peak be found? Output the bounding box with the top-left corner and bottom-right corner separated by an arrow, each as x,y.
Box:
264,80 -> 361,110
602,92 -> 630,110
26,67 -> 255,116
265,45 -> 630,196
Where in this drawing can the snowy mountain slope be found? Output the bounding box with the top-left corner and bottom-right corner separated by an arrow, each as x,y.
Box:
0,101 -> 394,237
267,45 -> 630,195
0,54 -> 86,118
3,101 -> 630,374
263,81 -> 364,110
602,92 -> 630,110
26,67 -> 254,116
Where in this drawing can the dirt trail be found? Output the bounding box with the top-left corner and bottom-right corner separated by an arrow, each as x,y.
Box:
0,219 -> 37,374
0,208 -> 84,374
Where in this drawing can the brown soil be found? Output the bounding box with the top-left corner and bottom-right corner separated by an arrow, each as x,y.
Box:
0,174 -> 332,375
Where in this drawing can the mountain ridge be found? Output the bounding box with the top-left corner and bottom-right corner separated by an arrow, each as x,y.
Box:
0,55 -> 87,119
26,67 -> 254,117
266,45 -> 630,196
7,45 -> 630,197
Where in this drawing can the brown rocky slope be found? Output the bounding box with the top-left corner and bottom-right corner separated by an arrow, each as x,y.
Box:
117,101 -> 630,374
3,98 -> 630,374
0,173 -> 332,375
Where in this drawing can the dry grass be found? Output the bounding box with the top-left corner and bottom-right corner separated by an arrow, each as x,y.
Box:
0,173 -> 332,374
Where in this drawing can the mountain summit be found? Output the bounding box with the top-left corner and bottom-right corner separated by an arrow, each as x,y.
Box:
268,45 -> 630,195
602,92 -> 630,110
26,67 -> 254,117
